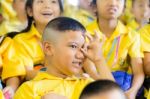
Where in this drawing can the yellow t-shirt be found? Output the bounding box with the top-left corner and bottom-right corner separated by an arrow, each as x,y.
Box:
147,90 -> 150,99
126,19 -> 139,31
120,0 -> 133,24
0,24 -> 44,80
139,24 -> 150,52
14,72 -> 92,99
0,90 -> 4,99
63,0 -> 95,27
86,20 -> 142,73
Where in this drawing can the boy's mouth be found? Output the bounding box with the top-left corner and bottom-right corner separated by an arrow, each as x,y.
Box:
72,61 -> 82,68
108,7 -> 117,14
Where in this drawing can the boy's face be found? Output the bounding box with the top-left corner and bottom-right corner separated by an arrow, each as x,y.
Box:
31,0 -> 61,26
132,0 -> 150,23
13,0 -> 26,18
96,0 -> 125,20
47,30 -> 85,76
83,89 -> 126,99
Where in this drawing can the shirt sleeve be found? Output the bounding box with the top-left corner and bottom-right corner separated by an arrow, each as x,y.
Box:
128,31 -> 144,58
14,82 -> 41,99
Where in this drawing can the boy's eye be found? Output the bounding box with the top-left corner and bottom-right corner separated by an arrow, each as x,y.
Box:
37,0 -> 44,3
70,45 -> 78,49
51,0 -> 57,3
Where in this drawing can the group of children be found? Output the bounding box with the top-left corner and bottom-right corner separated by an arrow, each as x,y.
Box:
0,0 -> 149,99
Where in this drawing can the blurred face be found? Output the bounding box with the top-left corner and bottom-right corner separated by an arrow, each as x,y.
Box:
0,3 -> 3,23
132,0 -> 150,23
96,0 -> 125,20
79,0 -> 92,10
84,89 -> 126,99
31,0 -> 61,26
13,0 -> 26,17
49,31 -> 85,76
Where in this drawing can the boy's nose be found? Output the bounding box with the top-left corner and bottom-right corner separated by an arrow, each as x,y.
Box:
76,50 -> 85,59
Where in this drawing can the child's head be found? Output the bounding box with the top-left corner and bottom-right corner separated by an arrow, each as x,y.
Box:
92,0 -> 126,20
13,0 -> 27,22
80,80 -> 126,99
43,17 -> 86,77
79,0 -> 92,10
132,0 -> 150,23
23,0 -> 63,32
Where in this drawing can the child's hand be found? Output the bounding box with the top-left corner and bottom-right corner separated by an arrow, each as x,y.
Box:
3,86 -> 15,99
41,93 -> 68,99
125,89 -> 136,99
81,31 -> 105,62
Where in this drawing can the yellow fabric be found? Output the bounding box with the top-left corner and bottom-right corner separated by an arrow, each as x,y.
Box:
63,0 -> 95,27
0,18 -> 27,36
0,0 -> 27,35
1,0 -> 16,20
139,24 -> 150,52
14,72 -> 92,99
147,90 -> 150,99
120,0 -> 133,24
86,20 -> 142,72
126,19 -> 139,31
0,90 -> 4,99
0,24 -> 44,80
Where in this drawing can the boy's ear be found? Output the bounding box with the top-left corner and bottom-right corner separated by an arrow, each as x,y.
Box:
27,7 -> 33,17
43,41 -> 54,56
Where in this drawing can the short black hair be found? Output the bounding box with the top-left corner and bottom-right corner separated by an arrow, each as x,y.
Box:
80,80 -> 125,99
43,17 -> 86,41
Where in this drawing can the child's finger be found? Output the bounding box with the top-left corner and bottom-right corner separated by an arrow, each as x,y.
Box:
94,30 -> 100,41
85,32 -> 93,42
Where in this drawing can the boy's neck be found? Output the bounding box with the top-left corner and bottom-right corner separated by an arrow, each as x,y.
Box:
135,18 -> 148,29
46,65 -> 68,79
98,17 -> 118,38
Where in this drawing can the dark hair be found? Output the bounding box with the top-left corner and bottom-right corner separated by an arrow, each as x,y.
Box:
80,80 -> 125,99
7,0 -> 63,38
92,0 -> 126,9
43,17 -> 86,41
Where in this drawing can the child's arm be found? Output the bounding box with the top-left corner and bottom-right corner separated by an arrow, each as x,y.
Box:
25,69 -> 38,80
125,57 -> 144,99
41,93 -> 68,99
82,32 -> 114,81
3,77 -> 21,98
143,52 -> 150,76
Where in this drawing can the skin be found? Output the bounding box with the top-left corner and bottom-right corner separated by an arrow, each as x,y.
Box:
42,30 -> 114,98
13,0 -> 27,23
28,0 -> 61,34
143,52 -> 150,76
132,0 -> 150,28
85,0 -> 144,99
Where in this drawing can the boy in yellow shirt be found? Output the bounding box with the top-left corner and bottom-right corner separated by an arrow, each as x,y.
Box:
139,23 -> 150,99
14,17 -> 114,99
86,0 -> 144,99
126,0 -> 150,30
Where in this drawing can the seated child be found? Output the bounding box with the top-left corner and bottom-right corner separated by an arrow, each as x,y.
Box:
126,0 -> 150,30
14,17 -> 114,99
80,80 -> 126,99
